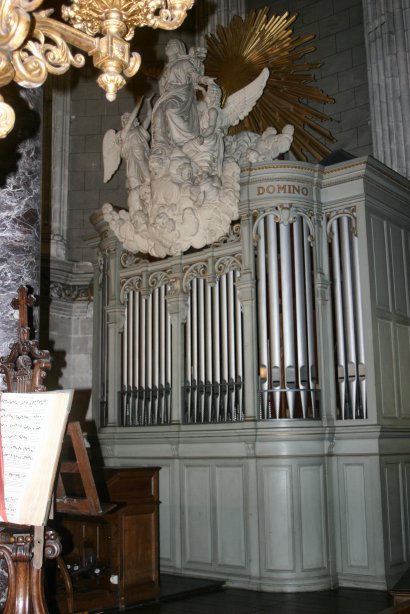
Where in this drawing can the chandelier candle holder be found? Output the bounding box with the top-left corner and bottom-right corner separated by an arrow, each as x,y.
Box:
0,0 -> 194,136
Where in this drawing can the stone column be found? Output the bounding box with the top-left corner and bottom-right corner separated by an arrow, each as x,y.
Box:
166,272 -> 189,425
49,76 -> 71,260
195,0 -> 245,46
362,0 -> 410,178
236,212 -> 258,421
0,88 -> 42,356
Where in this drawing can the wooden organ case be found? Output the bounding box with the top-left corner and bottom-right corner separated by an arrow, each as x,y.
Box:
56,467 -> 160,612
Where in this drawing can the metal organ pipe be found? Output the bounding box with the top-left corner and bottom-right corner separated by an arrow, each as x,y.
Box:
293,218 -> 309,418
340,217 -> 357,418
205,282 -> 213,422
256,219 -> 269,418
352,233 -> 366,417
153,288 -> 159,424
303,220 -> 316,413
220,273 -> 229,421
279,223 -> 296,418
133,291 -> 139,391
234,270 -> 243,420
139,296 -> 146,413
266,214 -> 281,418
227,271 -> 236,419
166,293 -> 171,421
331,221 -> 347,419
213,280 -> 221,421
191,278 -> 198,422
198,277 -> 206,422
159,285 -> 166,424
123,296 -> 128,390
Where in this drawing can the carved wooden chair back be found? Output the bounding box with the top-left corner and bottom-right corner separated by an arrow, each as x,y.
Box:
0,286 -> 51,392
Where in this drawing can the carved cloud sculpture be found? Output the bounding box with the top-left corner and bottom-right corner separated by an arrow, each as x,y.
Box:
101,39 -> 290,258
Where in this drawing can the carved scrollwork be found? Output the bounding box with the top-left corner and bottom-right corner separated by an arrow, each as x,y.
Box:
182,262 -> 209,292
212,222 -> 241,247
253,204 -> 315,244
12,20 -> 85,88
215,255 -> 242,277
326,207 -> 357,242
120,275 -> 143,304
120,251 -> 144,268
148,270 -> 180,296
50,282 -> 91,302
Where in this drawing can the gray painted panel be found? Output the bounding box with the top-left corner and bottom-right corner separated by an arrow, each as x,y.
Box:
396,324 -> 410,417
371,216 -> 391,311
215,465 -> 247,568
183,465 -> 213,564
385,463 -> 406,566
344,464 -> 369,568
300,464 -> 328,571
377,319 -> 398,418
262,465 -> 295,571
390,225 -> 409,316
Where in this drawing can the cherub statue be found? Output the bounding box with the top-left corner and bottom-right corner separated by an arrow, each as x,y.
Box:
102,96 -> 153,191
246,124 -> 294,163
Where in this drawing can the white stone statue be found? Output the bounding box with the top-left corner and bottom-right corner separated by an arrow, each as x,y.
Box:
102,97 -> 153,200
226,124 -> 295,165
101,39 -> 279,258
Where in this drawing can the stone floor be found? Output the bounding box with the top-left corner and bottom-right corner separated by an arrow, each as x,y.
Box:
92,575 -> 394,614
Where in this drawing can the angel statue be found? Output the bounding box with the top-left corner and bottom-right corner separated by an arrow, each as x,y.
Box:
103,96 -> 153,193
102,38 -> 271,258
186,70 -> 269,182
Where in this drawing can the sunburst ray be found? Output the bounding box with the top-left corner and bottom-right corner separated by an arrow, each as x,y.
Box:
205,8 -> 336,161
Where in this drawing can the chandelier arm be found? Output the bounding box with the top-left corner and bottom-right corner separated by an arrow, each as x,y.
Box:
34,12 -> 98,54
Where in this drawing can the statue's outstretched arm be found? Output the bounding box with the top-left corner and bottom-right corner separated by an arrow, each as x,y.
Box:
142,95 -> 155,131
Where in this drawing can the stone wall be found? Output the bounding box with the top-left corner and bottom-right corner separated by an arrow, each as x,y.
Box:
247,0 -> 372,158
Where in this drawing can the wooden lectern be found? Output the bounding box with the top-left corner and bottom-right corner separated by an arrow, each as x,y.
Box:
0,287 -> 106,614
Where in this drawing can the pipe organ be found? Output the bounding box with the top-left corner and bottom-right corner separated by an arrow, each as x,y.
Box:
327,212 -> 367,420
184,269 -> 244,424
93,158 -> 410,594
97,163 -> 384,427
254,213 -> 318,420
121,284 -> 172,426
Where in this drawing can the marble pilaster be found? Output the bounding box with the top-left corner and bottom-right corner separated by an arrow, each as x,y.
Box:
362,0 -> 410,178
0,88 -> 42,356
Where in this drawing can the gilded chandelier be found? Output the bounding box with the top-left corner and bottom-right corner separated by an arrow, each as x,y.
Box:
0,0 -> 194,137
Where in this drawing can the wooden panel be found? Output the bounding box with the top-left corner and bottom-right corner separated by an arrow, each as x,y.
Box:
343,463 -> 369,568
262,465 -> 294,571
159,464 -> 172,562
183,465 -> 212,564
385,463 -> 406,567
215,465 -> 246,568
117,509 -> 158,604
377,318 -> 398,418
300,464 -> 327,571
57,467 -> 160,611
370,216 -> 391,311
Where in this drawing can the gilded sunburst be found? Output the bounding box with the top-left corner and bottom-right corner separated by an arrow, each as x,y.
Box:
205,8 -> 336,161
